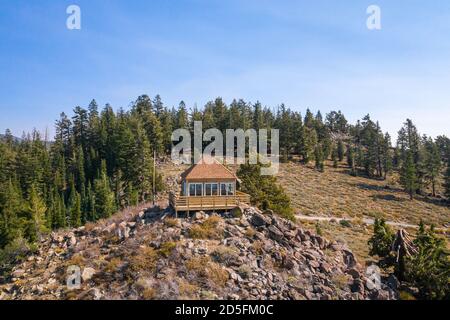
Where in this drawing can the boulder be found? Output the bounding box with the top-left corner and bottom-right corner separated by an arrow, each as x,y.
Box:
251,213 -> 269,227
263,209 -> 274,216
69,235 -> 77,247
267,225 -> 284,242
81,267 -> 96,282
103,223 -> 116,234
342,249 -> 358,269
386,275 -> 399,290
282,256 -> 295,270
192,211 -> 206,221
347,268 -> 361,280
297,230 -> 309,242
12,269 -> 25,278
351,279 -> 365,294
229,293 -> 240,300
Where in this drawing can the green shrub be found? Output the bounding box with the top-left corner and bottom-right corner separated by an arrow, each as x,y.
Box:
0,236 -> 34,277
185,256 -> 229,288
315,222 -> 323,236
158,242 -> 177,258
238,265 -> 252,279
188,216 -> 223,239
339,219 -> 352,228
211,246 -> 239,266
404,224 -> 450,300
237,162 -> 295,220
129,247 -> 158,272
230,207 -> 243,218
164,218 -> 179,228
368,218 -> 394,258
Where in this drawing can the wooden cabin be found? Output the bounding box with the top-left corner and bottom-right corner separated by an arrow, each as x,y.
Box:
169,157 -> 251,216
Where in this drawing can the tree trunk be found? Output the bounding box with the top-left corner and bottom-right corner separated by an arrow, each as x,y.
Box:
432,181 -> 436,197
392,229 -> 418,281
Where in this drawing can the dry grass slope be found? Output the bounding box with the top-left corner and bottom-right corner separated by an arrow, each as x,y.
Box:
278,161 -> 449,227
158,160 -> 449,263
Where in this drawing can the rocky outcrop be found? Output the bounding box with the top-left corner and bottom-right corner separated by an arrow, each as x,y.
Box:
0,205 -> 397,300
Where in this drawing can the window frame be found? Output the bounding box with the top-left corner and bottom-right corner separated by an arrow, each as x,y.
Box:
220,182 -> 234,196
205,183 -> 219,196
189,183 -> 203,197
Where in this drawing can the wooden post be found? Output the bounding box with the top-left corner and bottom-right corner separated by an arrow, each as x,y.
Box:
187,197 -> 189,218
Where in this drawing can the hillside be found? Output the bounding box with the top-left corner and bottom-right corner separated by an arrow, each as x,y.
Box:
160,160 -> 450,263
277,161 -> 450,262
0,204 -> 397,300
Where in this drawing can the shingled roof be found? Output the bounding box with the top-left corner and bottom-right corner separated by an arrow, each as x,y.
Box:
181,157 -> 237,180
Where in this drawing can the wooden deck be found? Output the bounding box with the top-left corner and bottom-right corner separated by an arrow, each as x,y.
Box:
169,191 -> 251,213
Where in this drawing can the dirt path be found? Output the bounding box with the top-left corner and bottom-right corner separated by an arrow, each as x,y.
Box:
296,214 -> 449,231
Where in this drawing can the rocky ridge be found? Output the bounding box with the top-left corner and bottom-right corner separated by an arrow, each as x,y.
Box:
0,205 -> 397,300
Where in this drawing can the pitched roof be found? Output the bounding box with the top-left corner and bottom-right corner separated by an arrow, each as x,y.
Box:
181,157 -> 237,180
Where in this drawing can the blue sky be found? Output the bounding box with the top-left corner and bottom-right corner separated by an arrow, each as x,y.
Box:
1,0 -> 449,138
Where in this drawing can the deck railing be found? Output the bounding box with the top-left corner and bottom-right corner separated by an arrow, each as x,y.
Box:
169,191 -> 251,212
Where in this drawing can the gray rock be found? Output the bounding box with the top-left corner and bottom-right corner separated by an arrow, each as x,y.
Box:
12,269 -> 25,278
81,267 -> 96,282
192,211 -> 207,221
342,249 -> 358,269
387,275 -> 399,290
267,225 -> 284,242
347,268 -> 361,279
351,279 -> 365,294
103,223 -> 116,234
251,213 -> 269,227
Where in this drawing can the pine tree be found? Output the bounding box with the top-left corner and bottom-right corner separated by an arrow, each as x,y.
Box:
304,109 -> 315,128
0,180 -> 22,248
398,119 -> 424,193
70,191 -> 81,228
26,185 -> 48,241
401,151 -> 418,200
331,146 -> 338,168
444,159 -> 450,202
300,127 -> 317,164
142,111 -> 163,154
314,144 -> 324,172
51,189 -> 64,229
94,161 -> 115,218
85,182 -> 96,221
176,101 -> 189,129
237,162 -> 294,220
406,223 -> 450,300
153,94 -> 164,117
59,193 -> 67,228
368,218 -> 394,258
160,108 -> 174,154
381,133 -> 393,179
337,140 -> 345,162
423,138 -> 442,197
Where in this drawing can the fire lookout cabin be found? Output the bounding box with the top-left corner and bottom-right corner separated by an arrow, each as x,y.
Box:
169,157 -> 251,216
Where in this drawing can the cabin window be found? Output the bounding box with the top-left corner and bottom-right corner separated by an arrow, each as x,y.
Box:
205,183 -> 219,196
189,183 -> 203,196
221,182 -> 234,196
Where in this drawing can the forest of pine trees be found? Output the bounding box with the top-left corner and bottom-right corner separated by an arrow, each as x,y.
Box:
1,94 -> 450,258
